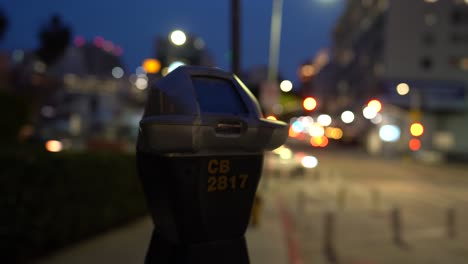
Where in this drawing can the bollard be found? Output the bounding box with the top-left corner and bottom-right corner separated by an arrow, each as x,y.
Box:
371,188 -> 381,213
390,207 -> 408,249
446,207 -> 456,239
296,190 -> 306,215
336,187 -> 347,210
323,211 -> 340,264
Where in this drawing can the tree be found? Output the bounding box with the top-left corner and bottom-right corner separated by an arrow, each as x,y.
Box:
0,8 -> 7,41
36,15 -> 71,66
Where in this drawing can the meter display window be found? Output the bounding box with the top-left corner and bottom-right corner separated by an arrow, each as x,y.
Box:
192,77 -> 248,115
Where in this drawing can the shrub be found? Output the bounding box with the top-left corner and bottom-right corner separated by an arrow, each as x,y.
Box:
0,151 -> 147,262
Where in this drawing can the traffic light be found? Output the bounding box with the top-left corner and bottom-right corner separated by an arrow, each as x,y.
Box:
409,138 -> 421,151
409,122 -> 424,152
410,122 -> 424,137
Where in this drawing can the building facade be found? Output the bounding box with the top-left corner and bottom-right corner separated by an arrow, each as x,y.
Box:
316,0 -> 468,157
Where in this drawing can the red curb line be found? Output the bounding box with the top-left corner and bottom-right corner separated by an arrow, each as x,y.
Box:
278,199 -> 303,264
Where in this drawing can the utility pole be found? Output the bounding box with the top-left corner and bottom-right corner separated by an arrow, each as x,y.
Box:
268,0 -> 284,83
231,0 -> 241,76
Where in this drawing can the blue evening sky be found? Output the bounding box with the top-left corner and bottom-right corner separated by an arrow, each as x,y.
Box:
1,0 -> 345,81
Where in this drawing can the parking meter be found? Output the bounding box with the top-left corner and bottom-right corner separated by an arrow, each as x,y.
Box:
136,66 -> 288,264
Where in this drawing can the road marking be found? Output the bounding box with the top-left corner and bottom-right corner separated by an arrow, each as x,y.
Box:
278,199 -> 304,264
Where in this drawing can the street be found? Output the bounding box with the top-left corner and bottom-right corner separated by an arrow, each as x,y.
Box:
262,148 -> 468,264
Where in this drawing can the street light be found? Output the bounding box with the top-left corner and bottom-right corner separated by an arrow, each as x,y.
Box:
268,0 -> 284,83
280,80 -> 293,92
170,30 -> 187,46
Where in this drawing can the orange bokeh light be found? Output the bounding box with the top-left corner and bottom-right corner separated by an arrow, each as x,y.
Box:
266,115 -> 277,120
303,97 -> 317,111
367,99 -> 382,112
45,140 -> 63,152
310,136 -> 329,147
300,64 -> 316,78
142,58 -> 161,74
289,126 -> 299,138
409,138 -> 421,151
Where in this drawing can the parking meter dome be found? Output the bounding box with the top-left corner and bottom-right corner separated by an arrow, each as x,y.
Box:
137,66 -> 288,155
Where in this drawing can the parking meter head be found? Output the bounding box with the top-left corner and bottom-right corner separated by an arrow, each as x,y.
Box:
136,66 -> 288,262
137,66 -> 288,154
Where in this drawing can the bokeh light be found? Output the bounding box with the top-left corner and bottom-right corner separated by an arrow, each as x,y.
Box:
288,126 -> 299,138
74,36 -> 86,47
135,77 -> 148,90
367,99 -> 382,112
143,59 -> 161,74
325,127 -> 343,140
317,114 -> 332,126
276,147 -> 293,160
93,36 -> 104,47
170,30 -> 187,46
363,106 -> 378,119
112,67 -> 124,79
291,121 -> 305,133
396,83 -> 410,95
303,97 -> 317,111
409,138 -> 422,151
371,113 -> 383,124
280,80 -> 293,92
135,66 -> 147,76
379,125 -> 401,142
309,124 -> 325,137
46,140 -> 63,152
310,136 -> 329,147
301,156 -> 318,168
300,65 -> 316,78
113,45 -> 124,56
410,123 -> 424,137
341,111 -> 355,124
103,40 -> 114,52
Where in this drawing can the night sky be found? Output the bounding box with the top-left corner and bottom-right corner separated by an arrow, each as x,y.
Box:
1,0 -> 344,81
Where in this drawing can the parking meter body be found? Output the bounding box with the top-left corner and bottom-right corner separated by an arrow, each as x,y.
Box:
136,66 -> 288,264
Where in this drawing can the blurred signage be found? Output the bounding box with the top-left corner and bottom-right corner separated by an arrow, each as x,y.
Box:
63,74 -> 120,94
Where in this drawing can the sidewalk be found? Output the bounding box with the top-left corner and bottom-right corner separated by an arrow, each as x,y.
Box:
36,189 -> 288,264
274,167 -> 468,264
